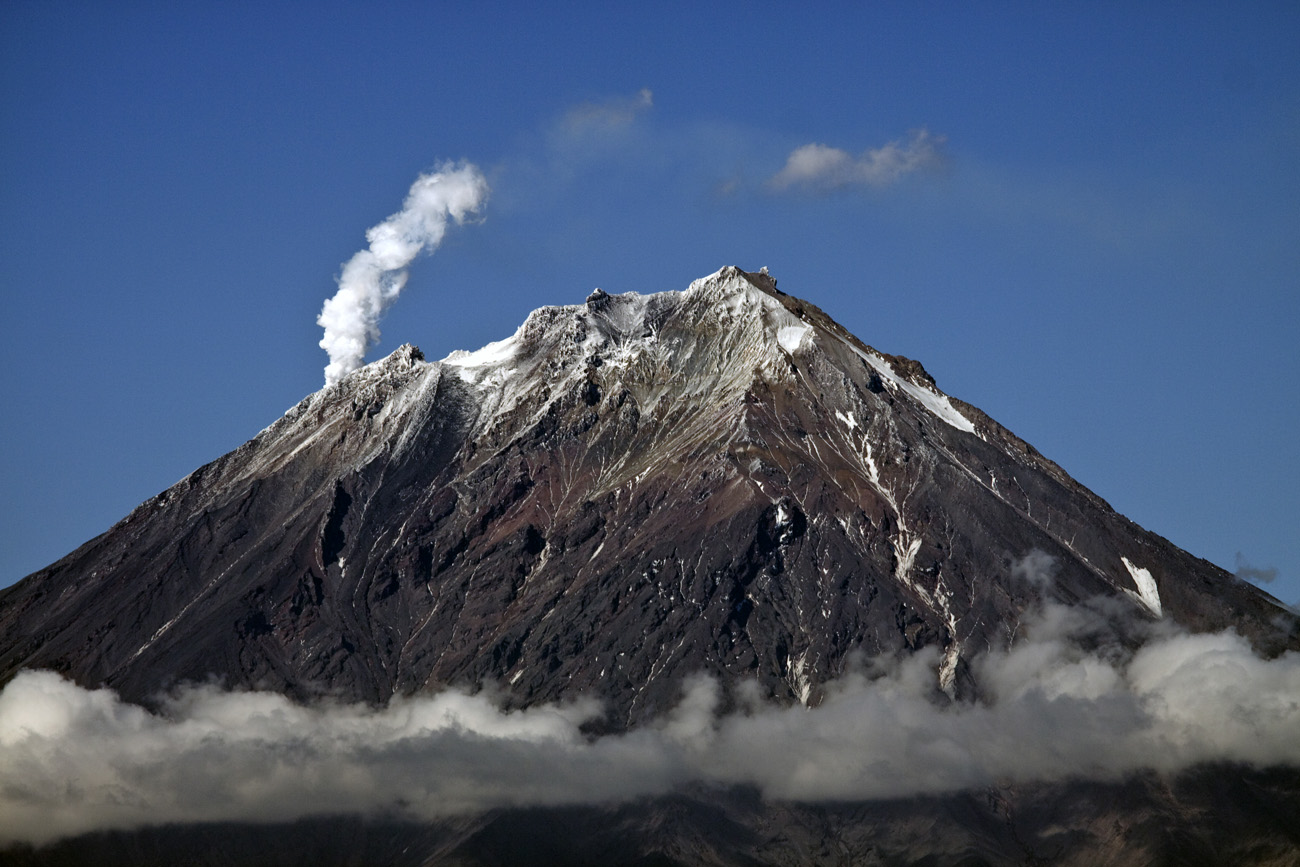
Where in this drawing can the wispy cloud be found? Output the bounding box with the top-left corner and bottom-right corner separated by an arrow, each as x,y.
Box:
1236,552 -> 1279,584
1011,548 -> 1059,587
507,88 -> 659,196
3,599 -> 1298,847
769,129 -> 944,191
559,88 -> 654,139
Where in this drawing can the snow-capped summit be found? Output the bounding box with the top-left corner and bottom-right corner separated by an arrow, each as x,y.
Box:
4,266 -> 1299,864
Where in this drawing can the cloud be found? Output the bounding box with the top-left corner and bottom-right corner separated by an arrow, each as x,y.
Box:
2,604 -> 1298,847
317,162 -> 489,386
1236,552 -> 1279,584
1011,548 -> 1058,587
769,129 -> 944,191
560,88 -> 654,138
0,672 -> 680,847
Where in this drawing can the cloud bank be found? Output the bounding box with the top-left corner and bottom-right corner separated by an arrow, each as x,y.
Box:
769,129 -> 944,191
2,602 -> 1298,848
317,163 -> 489,386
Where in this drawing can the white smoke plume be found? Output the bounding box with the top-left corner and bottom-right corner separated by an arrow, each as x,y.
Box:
2,604 -> 1299,847
317,162 -> 489,386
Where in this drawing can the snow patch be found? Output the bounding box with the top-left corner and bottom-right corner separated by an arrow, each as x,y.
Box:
790,650 -> 813,706
774,502 -> 798,544
1121,558 -> 1162,617
895,535 -> 922,582
442,332 -> 521,371
861,439 -> 882,489
777,323 -> 811,354
834,410 -> 858,431
938,614 -> 961,698
837,340 -> 976,434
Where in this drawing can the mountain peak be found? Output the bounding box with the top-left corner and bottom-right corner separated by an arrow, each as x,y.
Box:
2,268 -> 1292,725
685,264 -> 780,299
683,265 -> 797,331
4,267 -> 1297,863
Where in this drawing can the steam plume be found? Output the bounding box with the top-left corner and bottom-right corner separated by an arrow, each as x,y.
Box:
317,162 -> 489,386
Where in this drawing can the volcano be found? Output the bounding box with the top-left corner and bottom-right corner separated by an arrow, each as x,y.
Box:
2,266 -> 1296,865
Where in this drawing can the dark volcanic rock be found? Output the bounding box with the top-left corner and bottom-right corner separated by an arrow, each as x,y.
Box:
0,267 -> 1292,725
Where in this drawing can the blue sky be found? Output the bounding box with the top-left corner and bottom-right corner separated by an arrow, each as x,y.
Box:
2,2 -> 1297,606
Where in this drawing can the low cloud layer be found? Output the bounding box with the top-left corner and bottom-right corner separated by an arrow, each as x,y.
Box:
317,163 -> 489,386
769,129 -> 944,191
3,601 -> 1298,847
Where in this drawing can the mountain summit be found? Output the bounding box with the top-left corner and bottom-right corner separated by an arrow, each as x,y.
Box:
1,266 -> 1288,725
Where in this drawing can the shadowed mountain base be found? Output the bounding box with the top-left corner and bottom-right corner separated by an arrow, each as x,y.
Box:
6,767 -> 1300,867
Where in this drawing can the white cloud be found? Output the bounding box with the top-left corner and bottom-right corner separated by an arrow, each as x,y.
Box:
2,603 -> 1298,847
769,129 -> 944,191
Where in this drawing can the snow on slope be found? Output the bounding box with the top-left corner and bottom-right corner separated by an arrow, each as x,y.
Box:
423,265 -> 974,437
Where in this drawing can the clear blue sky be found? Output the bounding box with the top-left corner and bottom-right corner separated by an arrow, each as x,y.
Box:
2,2 -> 1297,606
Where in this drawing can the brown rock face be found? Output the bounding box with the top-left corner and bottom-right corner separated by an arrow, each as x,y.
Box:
0,267 -> 1291,726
